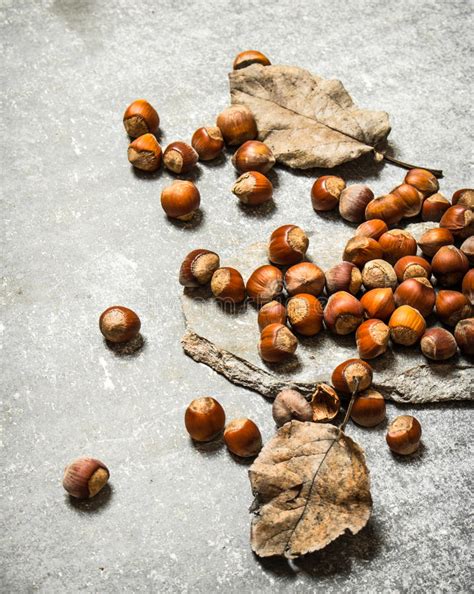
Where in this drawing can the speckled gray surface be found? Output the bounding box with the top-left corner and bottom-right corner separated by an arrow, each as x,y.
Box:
1,0 -> 473,592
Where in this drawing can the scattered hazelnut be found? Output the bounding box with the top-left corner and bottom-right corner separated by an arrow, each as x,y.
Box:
386,415 -> 422,455
420,328 -> 458,360
454,318 -> 474,355
431,245 -> 469,287
356,318 -> 390,359
388,305 -> 426,345
216,105 -> 257,146
161,180 -> 200,221
350,389 -> 386,427
324,291 -> 364,335
435,290 -> 473,326
417,227 -> 454,258
365,194 -> 405,226
394,278 -> 436,318
231,171 -> 273,205
421,193 -> 451,222
460,236 -> 474,265
210,267 -> 246,304
272,389 -> 313,426
284,262 -> 325,297
343,236 -> 383,268
331,358 -> 373,394
378,229 -> 417,265
310,383 -> 340,422
394,255 -> 432,283
99,306 -> 141,343
63,457 -> 109,499
311,175 -> 346,211
259,323 -> 298,362
404,168 -> 439,197
191,126 -> 224,160
325,262 -> 362,295
391,183 -> 423,217
287,293 -> 324,336
258,300 -> 287,331
184,397 -> 226,442
355,219 -> 389,240
462,269 -> 474,305
361,259 -> 397,290
127,133 -> 162,172
163,141 -> 198,174
452,188 -> 474,209
232,140 -> 275,174
268,225 -> 309,266
224,418 -> 262,458
439,204 -> 474,239
360,288 -> 396,321
246,265 -> 284,304
179,249 -> 220,287
123,99 -> 159,138
233,50 -> 271,70
338,184 -> 374,223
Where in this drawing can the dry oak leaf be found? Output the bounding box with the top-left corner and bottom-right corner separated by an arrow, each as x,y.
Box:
229,64 -> 391,169
249,421 -> 372,558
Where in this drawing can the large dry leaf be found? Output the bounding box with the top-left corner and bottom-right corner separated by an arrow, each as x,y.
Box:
249,421 -> 372,558
229,64 -> 390,169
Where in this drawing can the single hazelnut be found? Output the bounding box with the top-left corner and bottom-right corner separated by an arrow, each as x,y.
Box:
224,418 -> 262,458
356,318 -> 390,359
420,328 -> 458,360
63,457 -> 109,499
179,249 -> 220,287
360,288 -> 396,321
343,236 -> 383,268
233,50 -> 271,70
439,204 -> 474,239
231,171 -> 273,205
184,397 -> 226,442
123,99 -> 159,138
386,415 -> 422,455
431,245 -> 469,287
325,262 -> 362,295
210,267 -> 246,304
163,141 -> 199,174
258,300 -> 287,331
232,140 -> 275,174
417,227 -> 454,258
388,305 -> 426,345
99,306 -> 141,343
404,168 -> 439,197
191,126 -> 224,160
355,219 -> 389,240
394,255 -> 431,283
460,236 -> 474,265
331,358 -> 373,394
338,184 -> 374,223
287,293 -> 324,336
246,265 -> 284,304
127,133 -> 162,172
284,262 -> 325,297
268,225 -> 309,266
216,105 -> 257,146
394,278 -> 436,318
462,269 -> 474,305
310,383 -> 340,422
435,290 -> 473,327
378,229 -> 417,265
161,180 -> 200,221
259,323 -> 298,363
391,183 -> 423,217
421,193 -> 451,222
365,194 -> 405,226
324,291 -> 364,335
454,318 -> 474,355
311,175 -> 346,211
361,259 -> 397,290
272,389 -> 312,427
350,389 -> 386,427
452,188 -> 474,209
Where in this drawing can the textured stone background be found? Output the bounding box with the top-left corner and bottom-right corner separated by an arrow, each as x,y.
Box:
1,0 -> 473,592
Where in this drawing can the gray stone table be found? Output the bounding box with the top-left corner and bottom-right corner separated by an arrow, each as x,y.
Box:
1,1 -> 473,592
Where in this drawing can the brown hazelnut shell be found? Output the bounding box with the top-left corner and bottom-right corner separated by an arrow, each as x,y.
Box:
331,358 -> 373,394
123,99 -> 159,138
191,126 -> 224,160
99,306 -> 141,343
259,323 -> 298,363
287,293 -> 324,336
454,318 -> 474,355
246,265 -> 284,304
127,133 -> 162,172
184,397 -> 226,442
420,328 -> 458,360
216,105 -> 257,146
417,227 -> 454,258
268,225 -> 309,266
325,262 -> 362,295
388,305 -> 426,345
310,383 -> 340,422
365,194 -> 405,226
361,259 -> 397,290
179,249 -> 220,287
435,290 -> 473,326
350,389 -> 386,427
63,457 -> 110,499
311,175 -> 345,211
439,204 -> 474,239
258,300 -> 287,331
394,278 -> 435,318
163,141 -> 198,174
284,262 -> 325,297
360,288 -> 396,321
421,193 -> 451,222
391,184 -> 423,217
356,318 -> 390,359
224,418 -> 262,458
452,188 -> 474,209
272,389 -> 312,426
210,267 -> 246,304
343,236 -> 383,268
431,245 -> 469,287
462,269 -> 474,305
161,180 -> 200,220
378,229 -> 417,264
394,255 -> 431,283
232,140 -> 275,174
386,415 -> 422,455
324,291 -> 364,335
355,219 -> 389,240
404,168 -> 439,197
233,50 -> 271,70
232,171 -> 273,205
338,184 -> 374,223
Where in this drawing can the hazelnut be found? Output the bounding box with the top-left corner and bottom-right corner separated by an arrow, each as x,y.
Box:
311,175 -> 346,211
378,229 -> 417,265
246,265 -> 284,304
431,245 -> 469,287
259,323 -> 298,362
324,291 -> 364,335
233,50 -> 271,70
310,383 -> 340,422
179,249 -> 220,287
454,318 -> 474,355
325,262 -> 362,295
163,141 -> 198,174
287,293 -> 324,336
272,389 -> 312,427
391,183 -> 423,217
161,180 -> 200,221
452,188 -> 474,209
460,236 -> 474,265
394,278 -> 436,318
361,259 -> 397,290
386,415 -> 422,455
184,397 -> 226,442
440,204 -> 474,239
232,140 -> 275,174
216,105 -> 257,146
394,255 -> 431,283
268,225 -> 309,266
435,290 -> 473,326
388,305 -> 426,345
404,168 -> 439,197
99,306 -> 141,343
420,327 -> 458,360
258,300 -> 287,331
123,99 -> 159,138
210,267 -> 246,304
343,236 -> 383,268
284,262 -> 325,297
331,358 -> 373,394
224,418 -> 262,458
421,193 -> 451,222
417,227 -> 454,258
191,126 -> 224,160
350,389 -> 386,427
360,288 -> 396,321
127,133 -> 162,172
355,219 -> 389,240
338,184 -> 374,223
365,194 -> 405,226
63,457 -> 109,499
356,318 -> 390,359
462,269 -> 474,305
231,171 -> 273,205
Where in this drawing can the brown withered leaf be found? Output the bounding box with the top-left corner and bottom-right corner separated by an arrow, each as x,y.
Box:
229,64 -> 390,169
249,421 -> 372,558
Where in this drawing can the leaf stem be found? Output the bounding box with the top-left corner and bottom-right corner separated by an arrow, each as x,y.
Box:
375,152 -> 443,178
339,378 -> 360,433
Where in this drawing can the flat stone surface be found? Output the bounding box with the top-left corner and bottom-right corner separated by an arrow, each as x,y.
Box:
1,1 -> 473,592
